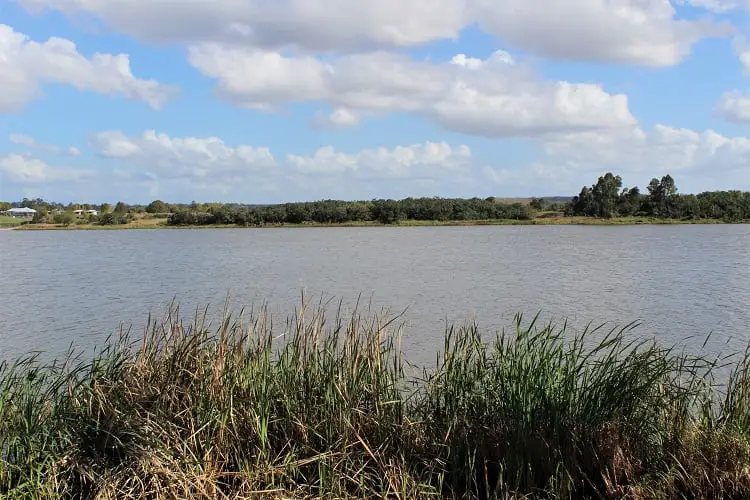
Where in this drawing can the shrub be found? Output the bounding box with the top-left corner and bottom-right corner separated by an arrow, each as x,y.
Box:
98,212 -> 116,225
52,213 -> 74,226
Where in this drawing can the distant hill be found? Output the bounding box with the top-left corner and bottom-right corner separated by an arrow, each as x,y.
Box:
492,196 -> 572,205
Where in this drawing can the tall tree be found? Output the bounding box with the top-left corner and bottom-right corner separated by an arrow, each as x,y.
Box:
647,175 -> 678,217
617,186 -> 642,216
591,173 -> 623,218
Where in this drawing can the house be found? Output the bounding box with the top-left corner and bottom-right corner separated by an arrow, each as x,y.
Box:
73,209 -> 99,217
2,207 -> 37,218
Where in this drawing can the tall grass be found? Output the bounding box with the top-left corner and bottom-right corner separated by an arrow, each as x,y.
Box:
1,302 -> 750,498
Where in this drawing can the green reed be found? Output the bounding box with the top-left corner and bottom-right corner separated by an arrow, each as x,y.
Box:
1,303 -> 749,498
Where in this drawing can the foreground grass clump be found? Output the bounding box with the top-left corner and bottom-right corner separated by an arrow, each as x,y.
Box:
2,305 -> 750,498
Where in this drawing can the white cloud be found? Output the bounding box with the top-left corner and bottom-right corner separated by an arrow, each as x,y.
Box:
0,154 -> 92,184
312,108 -> 361,129
90,130 -> 276,180
84,130 -> 482,200
676,0 -> 746,13
287,142 -> 472,178
189,47 -> 636,137
18,0 -> 727,66
18,0 -> 470,51
474,0 -> 730,67
9,133 -> 81,156
716,91 -> 750,122
483,125 -> 750,193
451,51 -> 514,69
0,24 -> 175,112
715,39 -> 750,123
739,50 -> 750,74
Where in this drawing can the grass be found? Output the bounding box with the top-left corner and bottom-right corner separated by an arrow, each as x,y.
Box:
15,215 -> 170,230
2,301 -> 750,498
0,216 -> 26,227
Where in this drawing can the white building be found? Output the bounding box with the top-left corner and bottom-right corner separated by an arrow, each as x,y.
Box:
2,207 -> 37,218
73,209 -> 99,217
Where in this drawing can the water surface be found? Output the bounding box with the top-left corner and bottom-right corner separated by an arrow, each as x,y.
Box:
1,226 -> 748,365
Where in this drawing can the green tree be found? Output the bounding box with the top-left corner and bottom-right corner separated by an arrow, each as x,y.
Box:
591,173 -> 622,218
371,200 -> 405,224
519,205 -> 536,220
100,203 -> 112,214
617,187 -> 642,216
647,175 -> 677,217
571,187 -> 595,216
31,209 -> 48,224
53,213 -> 74,226
113,201 -> 129,214
146,200 -> 169,214
529,198 -> 545,211
98,213 -> 116,225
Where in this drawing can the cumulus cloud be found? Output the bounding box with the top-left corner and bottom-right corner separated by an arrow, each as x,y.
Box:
10,133 -> 81,156
18,0 -> 726,66
19,0 -> 469,51
716,91 -> 750,122
0,154 -> 92,184
715,39 -> 750,123
0,24 -> 175,112
312,108 -> 361,129
92,130 -> 471,182
90,130 -> 276,180
474,0 -> 730,66
483,125 -> 750,193
82,130 -> 482,200
676,0 -> 746,12
189,47 -> 636,137
287,142 -> 472,178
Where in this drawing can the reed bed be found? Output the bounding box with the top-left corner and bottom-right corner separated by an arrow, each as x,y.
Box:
1,302 -> 750,499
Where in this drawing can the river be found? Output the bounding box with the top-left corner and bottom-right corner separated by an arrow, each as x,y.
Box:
1,225 -> 748,365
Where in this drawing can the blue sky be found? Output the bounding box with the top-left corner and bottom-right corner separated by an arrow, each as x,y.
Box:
1,0 -> 750,204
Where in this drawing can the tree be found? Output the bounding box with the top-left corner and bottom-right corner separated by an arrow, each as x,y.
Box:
0,202 -> 10,212
146,200 -> 169,214
100,203 -> 112,214
371,200 -> 404,224
591,173 -> 622,218
31,209 -> 48,224
617,187 -> 642,216
571,186 -> 595,216
519,205 -> 536,220
53,213 -> 74,226
113,201 -> 129,214
529,198 -> 545,210
98,213 -> 116,225
647,175 -> 678,217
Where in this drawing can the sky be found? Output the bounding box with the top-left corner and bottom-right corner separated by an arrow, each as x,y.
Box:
1,0 -> 750,204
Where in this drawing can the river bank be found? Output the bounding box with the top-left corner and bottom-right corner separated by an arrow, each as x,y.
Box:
2,303 -> 750,498
8,215 -> 733,231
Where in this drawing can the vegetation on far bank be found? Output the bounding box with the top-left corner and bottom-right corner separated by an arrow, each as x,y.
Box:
3,302 -> 750,498
3,173 -> 749,231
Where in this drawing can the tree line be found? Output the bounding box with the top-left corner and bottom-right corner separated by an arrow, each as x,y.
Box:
166,198 -> 539,226
5,173 -> 749,227
568,173 -> 750,222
